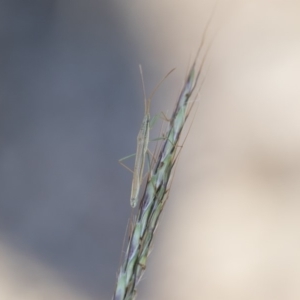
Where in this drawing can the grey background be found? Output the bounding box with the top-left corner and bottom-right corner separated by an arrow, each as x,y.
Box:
0,1 -> 145,299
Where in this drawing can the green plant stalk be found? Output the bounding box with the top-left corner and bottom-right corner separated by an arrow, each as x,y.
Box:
112,55 -> 203,300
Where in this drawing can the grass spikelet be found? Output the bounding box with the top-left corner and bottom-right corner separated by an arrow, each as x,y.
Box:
112,57 -> 203,300
112,10 -> 215,297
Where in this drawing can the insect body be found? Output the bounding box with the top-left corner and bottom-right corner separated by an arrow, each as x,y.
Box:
119,66 -> 175,208
130,96 -> 151,207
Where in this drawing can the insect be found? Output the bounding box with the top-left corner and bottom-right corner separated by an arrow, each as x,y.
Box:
119,65 -> 175,208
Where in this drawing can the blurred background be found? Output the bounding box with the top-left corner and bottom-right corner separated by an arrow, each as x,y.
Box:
1,0 -> 300,299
